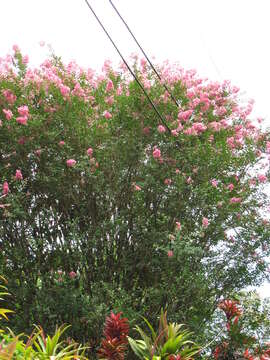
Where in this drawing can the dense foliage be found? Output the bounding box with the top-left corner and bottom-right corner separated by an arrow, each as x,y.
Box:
0,46 -> 270,354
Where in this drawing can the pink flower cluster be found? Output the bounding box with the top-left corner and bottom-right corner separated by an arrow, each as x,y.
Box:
103,110 -> 112,119
2,181 -> 9,195
202,217 -> 209,228
3,109 -> 13,120
153,148 -> 161,159
15,170 -> 23,180
16,105 -> 29,125
66,159 -> 76,167
230,197 -> 242,204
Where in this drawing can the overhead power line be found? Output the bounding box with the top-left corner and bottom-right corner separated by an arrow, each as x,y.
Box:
108,0 -> 180,108
83,0 -> 171,132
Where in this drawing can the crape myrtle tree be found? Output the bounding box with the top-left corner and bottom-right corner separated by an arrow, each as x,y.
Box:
0,46 -> 270,345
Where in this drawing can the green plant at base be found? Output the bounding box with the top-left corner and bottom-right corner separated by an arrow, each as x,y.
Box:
0,337 -> 18,359
27,324 -> 88,359
0,275 -> 87,359
0,331 -> 36,359
0,276 -> 13,328
128,310 -> 200,359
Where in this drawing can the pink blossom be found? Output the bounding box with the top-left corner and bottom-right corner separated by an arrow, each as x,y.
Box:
39,41 -> 45,47
164,178 -> 172,185
153,148 -> 161,159
211,179 -> 218,187
140,58 -> 147,69
18,105 -> 29,117
59,141 -> 65,146
105,96 -> 114,105
232,86 -> 240,93
208,121 -> 221,132
171,129 -> 179,136
15,170 -> 23,180
177,123 -> 183,132
215,106 -> 227,116
133,184 -> 141,191
106,79 -> 114,92
227,183 -> 234,191
69,271 -> 76,279
186,90 -> 195,99
2,181 -> 9,195
266,141 -> 270,154
258,174 -> 267,183
87,147 -> 93,157
35,149 -> 42,156
116,85 -> 122,96
186,176 -> 192,184
192,122 -> 207,133
59,84 -> 70,97
103,110 -> 112,119
184,127 -> 197,136
230,197 -> 242,204
18,137 -> 26,145
175,222 -> 181,231
143,79 -> 151,89
178,110 -> 193,121
175,169 -> 181,174
143,127 -> 150,135
102,59 -> 112,73
2,90 -> 16,104
167,250 -> 173,258
157,125 -> 166,133
226,137 -> 235,149
12,44 -> 20,52
16,116 -> 28,125
22,55 -> 29,64
202,217 -> 209,228
72,83 -> 85,98
66,159 -> 76,167
3,109 -> 13,120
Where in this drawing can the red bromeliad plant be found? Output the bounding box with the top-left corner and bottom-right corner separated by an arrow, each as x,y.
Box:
213,299 -> 270,360
98,312 -> 129,360
218,299 -> 243,330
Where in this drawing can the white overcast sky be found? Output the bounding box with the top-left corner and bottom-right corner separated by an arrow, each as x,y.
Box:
0,0 -> 270,297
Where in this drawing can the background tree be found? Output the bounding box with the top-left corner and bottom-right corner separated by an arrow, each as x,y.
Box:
0,47 -> 270,355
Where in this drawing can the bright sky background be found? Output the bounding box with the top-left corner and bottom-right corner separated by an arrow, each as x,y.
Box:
0,0 -> 269,298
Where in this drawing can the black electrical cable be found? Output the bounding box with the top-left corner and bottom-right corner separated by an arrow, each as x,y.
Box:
109,0 -> 180,108
83,0 -> 171,132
